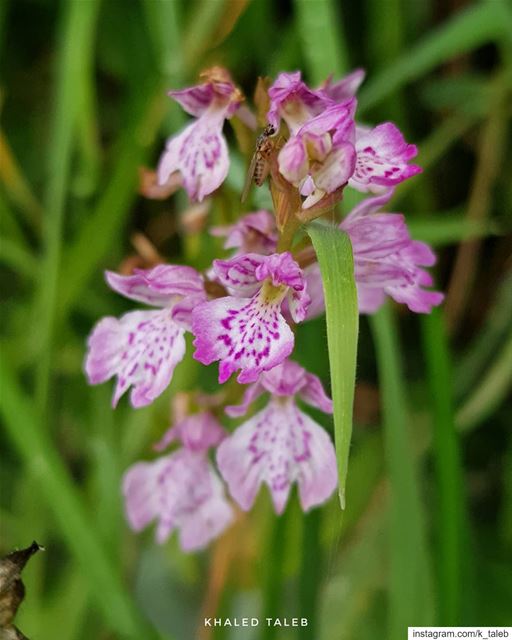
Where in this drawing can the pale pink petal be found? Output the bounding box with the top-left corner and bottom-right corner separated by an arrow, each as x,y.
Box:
216,399 -> 338,514
178,475 -> 234,551
387,282 -> 445,313
278,136 -> 308,184
356,285 -> 387,313
321,69 -> 366,101
85,309 -> 186,408
342,188 -> 394,221
171,293 -> 208,330
154,412 -> 225,453
342,213 -> 411,259
286,285 -> 311,323
192,294 -> 294,384
303,141 -> 356,209
260,359 -> 307,396
106,265 -> 204,307
210,210 -> 277,254
157,110 -> 229,202
341,195 -> 443,314
254,252 -> 305,290
168,84 -> 216,117
213,254 -> 266,296
123,450 -> 233,551
303,263 -> 325,320
267,71 -> 329,131
225,381 -> 265,418
122,458 -> 168,532
350,122 -> 422,193
302,100 -> 356,140
300,373 -> 333,413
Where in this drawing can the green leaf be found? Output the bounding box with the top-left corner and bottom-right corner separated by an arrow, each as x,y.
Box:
306,222 -> 359,508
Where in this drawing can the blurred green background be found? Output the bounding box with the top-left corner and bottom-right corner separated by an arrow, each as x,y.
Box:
1,0 -> 511,639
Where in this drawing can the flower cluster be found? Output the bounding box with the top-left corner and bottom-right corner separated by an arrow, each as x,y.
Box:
85,67 -> 443,552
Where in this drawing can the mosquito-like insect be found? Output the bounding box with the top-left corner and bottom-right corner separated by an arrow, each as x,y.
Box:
241,124 -> 277,202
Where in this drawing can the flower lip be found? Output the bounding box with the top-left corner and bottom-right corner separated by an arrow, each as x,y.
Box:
123,449 -> 233,551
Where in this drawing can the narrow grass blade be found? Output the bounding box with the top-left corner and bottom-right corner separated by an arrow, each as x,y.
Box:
306,222 -> 359,508
35,0 -> 101,416
370,304 -> 434,634
59,77 -> 163,318
0,357 -> 163,639
421,308 -> 464,624
294,0 -> 349,81
359,3 -> 512,112
456,329 -> 512,432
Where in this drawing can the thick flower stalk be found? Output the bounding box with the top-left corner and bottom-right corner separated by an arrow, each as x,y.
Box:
84,65 -> 444,553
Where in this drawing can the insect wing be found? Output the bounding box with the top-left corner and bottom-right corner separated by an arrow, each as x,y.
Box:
241,150 -> 259,203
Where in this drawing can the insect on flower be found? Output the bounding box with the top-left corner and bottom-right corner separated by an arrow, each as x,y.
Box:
241,124 -> 278,202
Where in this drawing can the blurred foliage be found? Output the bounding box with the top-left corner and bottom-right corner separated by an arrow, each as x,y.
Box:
1,1 -> 512,639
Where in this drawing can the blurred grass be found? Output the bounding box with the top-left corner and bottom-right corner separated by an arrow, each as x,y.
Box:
1,0 -> 511,639
370,305 -> 434,635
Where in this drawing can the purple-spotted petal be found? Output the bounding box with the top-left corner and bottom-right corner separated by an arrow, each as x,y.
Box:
154,412 -> 225,453
216,398 -> 338,514
106,265 -> 204,307
169,84 -> 216,117
286,285 -> 311,322
259,359 -> 307,397
157,110 -> 229,202
192,294 -> 294,384
350,122 -> 422,193
85,309 -> 186,408
213,254 -> 266,296
254,252 -> 305,290
123,449 -> 233,551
